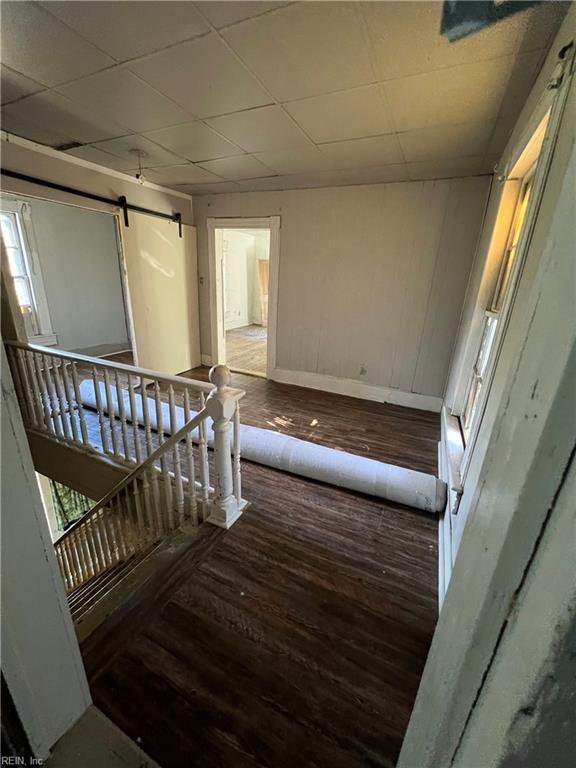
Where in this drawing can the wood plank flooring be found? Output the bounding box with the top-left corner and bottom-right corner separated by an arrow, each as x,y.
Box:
225,324 -> 267,374
90,350 -> 440,766
89,461 -> 437,768
103,353 -> 440,475
183,366 -> 439,475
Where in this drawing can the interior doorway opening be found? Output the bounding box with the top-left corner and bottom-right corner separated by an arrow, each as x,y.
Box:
208,216 -> 280,379
220,227 -> 270,376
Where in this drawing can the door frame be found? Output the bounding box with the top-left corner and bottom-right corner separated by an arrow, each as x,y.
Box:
207,216 -> 280,377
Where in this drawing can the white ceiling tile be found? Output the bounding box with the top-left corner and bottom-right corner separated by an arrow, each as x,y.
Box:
129,34 -> 272,118
336,164 -> 409,185
486,116 -> 517,158
237,163 -> 409,192
515,2 -> 568,52
253,146 -> 335,175
1,66 -> 44,105
406,156 -> 488,182
144,164 -> 223,185
0,109 -> 74,148
57,69 -> 191,133
206,105 -> 311,152
222,3 -> 375,101
235,176 -> 286,191
383,57 -> 511,133
398,121 -> 493,164
195,2 -> 290,29
361,1 -> 529,81
498,50 -> 546,123
0,2 -> 113,86
197,154 -> 276,180
2,91 -> 127,144
41,1 -> 209,62
175,181 -> 244,195
93,135 -> 185,167
63,144 -> 138,171
143,121 -> 242,162
284,85 -> 393,143
318,134 -> 404,170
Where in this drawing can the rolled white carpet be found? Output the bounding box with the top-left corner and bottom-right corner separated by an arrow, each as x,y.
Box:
78,380 -> 446,514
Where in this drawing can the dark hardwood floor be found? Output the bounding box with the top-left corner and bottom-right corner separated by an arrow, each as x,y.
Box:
88,461 -> 437,768
102,354 -> 440,476
183,367 -> 440,475
90,351 -> 439,766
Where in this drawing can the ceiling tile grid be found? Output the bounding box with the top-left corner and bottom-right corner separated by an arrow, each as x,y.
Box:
0,1 -> 568,193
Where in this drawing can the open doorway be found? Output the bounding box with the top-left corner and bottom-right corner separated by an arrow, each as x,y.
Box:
208,216 -> 280,378
222,228 -> 270,375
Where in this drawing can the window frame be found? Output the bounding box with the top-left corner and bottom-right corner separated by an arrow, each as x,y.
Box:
457,110 -> 552,481
0,199 -> 57,346
460,168 -> 536,443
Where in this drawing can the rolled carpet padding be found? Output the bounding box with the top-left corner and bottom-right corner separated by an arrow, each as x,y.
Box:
78,380 -> 446,514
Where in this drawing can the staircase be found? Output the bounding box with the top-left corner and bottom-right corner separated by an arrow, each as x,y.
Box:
5,340 -> 246,629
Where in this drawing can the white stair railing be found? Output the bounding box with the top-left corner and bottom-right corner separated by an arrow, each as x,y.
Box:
4,341 -> 216,466
5,341 -> 246,592
54,408 -> 209,592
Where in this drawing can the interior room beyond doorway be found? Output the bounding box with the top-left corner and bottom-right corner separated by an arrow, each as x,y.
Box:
222,227 -> 270,376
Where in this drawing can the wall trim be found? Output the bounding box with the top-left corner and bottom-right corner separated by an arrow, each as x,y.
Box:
201,354 -> 213,367
0,131 -> 193,201
206,215 -> 280,378
271,367 -> 443,412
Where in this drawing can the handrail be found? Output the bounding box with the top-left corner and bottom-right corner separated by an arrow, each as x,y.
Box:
7,341 -> 247,594
54,407 -> 209,545
4,339 -> 213,393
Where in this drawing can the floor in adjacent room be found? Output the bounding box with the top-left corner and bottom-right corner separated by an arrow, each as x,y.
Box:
225,324 -> 267,375
82,362 -> 439,767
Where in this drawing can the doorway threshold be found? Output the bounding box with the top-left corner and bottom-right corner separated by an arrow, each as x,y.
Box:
230,366 -> 267,379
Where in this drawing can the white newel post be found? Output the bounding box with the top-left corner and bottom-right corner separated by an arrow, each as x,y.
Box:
206,365 -> 242,529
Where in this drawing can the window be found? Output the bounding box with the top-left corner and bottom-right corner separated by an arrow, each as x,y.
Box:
461,173 -> 535,442
1,210 -> 39,336
0,201 -> 56,345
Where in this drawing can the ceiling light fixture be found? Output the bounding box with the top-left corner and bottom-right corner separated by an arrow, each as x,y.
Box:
130,148 -> 148,185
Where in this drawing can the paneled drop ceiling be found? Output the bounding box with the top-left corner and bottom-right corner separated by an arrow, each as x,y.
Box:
0,1 -> 568,195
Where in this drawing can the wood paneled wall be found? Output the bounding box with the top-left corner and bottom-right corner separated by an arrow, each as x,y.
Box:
194,176 -> 490,399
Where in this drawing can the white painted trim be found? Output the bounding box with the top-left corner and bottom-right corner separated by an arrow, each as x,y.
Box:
1,131 -> 193,201
271,367 -> 443,412
0,198 -> 57,341
1,348 -> 91,757
460,61 -> 571,484
207,216 -> 280,378
437,407 -> 464,608
201,354 -> 213,367
266,217 -> 280,379
31,332 -> 58,346
113,214 -> 138,365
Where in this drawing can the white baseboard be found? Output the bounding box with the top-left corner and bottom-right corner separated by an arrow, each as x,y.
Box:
201,354 -> 213,366
271,368 -> 443,412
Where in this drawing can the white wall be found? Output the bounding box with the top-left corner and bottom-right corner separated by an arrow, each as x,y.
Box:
7,196 -> 131,354
195,177 -> 490,401
223,230 -> 250,330
398,8 -> 576,764
222,228 -> 270,330
453,456 -> 575,767
1,344 -> 91,758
